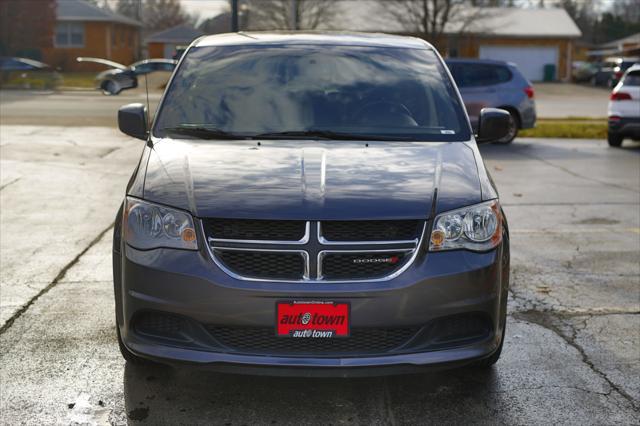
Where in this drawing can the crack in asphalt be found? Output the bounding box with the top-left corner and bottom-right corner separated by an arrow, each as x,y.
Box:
512,307 -> 639,411
511,149 -> 640,194
0,177 -> 21,191
0,223 -> 114,335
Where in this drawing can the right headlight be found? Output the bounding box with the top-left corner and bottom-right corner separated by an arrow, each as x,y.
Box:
429,200 -> 502,252
124,197 -> 198,250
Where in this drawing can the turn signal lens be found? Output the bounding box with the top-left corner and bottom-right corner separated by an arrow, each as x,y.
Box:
430,229 -> 446,247
182,228 -> 197,242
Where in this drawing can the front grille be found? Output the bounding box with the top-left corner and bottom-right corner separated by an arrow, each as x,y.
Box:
204,219 -> 425,282
206,219 -> 306,241
320,220 -> 422,242
321,251 -> 410,280
215,249 -> 305,280
205,326 -> 419,356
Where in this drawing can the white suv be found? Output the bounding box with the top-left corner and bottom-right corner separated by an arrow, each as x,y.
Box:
607,64 -> 640,147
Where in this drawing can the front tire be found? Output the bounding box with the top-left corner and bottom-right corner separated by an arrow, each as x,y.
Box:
102,80 -> 119,95
607,132 -> 623,147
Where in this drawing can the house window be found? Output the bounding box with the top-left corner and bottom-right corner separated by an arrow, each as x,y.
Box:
55,22 -> 84,47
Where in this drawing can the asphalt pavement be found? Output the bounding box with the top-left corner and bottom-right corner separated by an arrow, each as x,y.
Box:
0,122 -> 638,424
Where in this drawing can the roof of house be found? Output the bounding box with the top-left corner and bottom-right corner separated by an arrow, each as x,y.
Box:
56,0 -> 141,27
600,32 -> 640,48
145,25 -> 205,44
305,2 -> 581,38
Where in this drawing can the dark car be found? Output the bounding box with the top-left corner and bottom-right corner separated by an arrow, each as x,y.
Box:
113,33 -> 511,377
77,57 -> 177,95
446,59 -> 536,144
592,57 -> 639,87
0,57 -> 61,90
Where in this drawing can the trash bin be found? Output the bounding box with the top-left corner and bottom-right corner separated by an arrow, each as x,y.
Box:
543,64 -> 556,82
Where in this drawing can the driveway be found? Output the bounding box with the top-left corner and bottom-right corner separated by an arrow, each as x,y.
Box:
535,83 -> 610,119
0,127 -> 638,424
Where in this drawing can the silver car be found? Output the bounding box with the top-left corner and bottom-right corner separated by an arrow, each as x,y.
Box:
446,59 -> 536,144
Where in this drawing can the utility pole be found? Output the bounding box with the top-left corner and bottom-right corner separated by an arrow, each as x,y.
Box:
231,0 -> 239,32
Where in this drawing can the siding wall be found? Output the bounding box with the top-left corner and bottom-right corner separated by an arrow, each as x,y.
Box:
42,21 -> 139,71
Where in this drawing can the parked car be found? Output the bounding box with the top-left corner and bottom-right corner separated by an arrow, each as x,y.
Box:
113,33 -> 512,376
0,57 -> 61,90
607,64 -> 640,147
591,57 -> 639,87
446,59 -> 536,144
572,61 -> 598,83
76,57 -> 177,95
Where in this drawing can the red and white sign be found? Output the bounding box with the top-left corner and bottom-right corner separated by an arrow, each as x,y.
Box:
276,301 -> 350,338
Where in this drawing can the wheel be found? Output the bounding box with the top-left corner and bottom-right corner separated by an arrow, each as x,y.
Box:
116,325 -> 158,366
102,80 -> 118,95
607,132 -> 623,147
494,111 -> 518,144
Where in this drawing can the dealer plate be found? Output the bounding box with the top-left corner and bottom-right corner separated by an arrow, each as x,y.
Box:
276,301 -> 350,338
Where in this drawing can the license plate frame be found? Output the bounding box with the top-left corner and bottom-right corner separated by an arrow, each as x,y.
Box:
275,301 -> 350,338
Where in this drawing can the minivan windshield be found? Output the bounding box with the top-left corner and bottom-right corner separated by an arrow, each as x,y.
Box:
153,44 -> 470,141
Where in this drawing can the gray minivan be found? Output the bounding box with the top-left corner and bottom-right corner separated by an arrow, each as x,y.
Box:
114,32 -> 512,376
446,59 -> 536,144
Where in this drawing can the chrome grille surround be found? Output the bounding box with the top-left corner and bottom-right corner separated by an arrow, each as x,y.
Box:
202,220 -> 426,283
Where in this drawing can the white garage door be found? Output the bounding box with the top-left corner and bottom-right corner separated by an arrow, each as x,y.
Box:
479,46 -> 559,82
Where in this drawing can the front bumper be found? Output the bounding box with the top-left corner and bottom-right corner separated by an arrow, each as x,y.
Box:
114,232 -> 508,376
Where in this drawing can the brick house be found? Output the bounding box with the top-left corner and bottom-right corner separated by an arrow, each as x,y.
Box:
41,0 -> 142,71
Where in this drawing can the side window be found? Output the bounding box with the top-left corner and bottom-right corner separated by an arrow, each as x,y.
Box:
448,63 -> 511,87
623,71 -> 640,86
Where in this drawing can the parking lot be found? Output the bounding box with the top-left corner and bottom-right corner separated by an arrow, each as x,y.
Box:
1,107 -> 638,424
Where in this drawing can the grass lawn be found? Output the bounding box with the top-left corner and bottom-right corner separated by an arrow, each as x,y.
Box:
59,72 -> 96,89
520,118 -> 607,139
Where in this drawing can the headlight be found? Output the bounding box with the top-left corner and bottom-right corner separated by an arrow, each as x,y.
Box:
429,200 -> 502,252
124,197 -> 198,250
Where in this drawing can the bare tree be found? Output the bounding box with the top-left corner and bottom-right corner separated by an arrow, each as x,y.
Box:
243,0 -> 336,30
381,0 -> 486,47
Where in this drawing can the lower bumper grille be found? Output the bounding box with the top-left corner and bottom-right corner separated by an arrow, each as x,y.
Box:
205,326 -> 420,356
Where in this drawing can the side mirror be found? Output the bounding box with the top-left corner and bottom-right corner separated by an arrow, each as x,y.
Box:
118,103 -> 148,140
476,108 -> 511,144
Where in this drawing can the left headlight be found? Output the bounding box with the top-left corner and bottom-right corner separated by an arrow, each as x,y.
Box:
124,197 -> 198,250
429,200 -> 502,252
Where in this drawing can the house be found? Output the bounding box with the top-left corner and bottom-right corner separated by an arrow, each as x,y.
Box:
41,0 -> 142,71
146,25 -> 204,59
588,33 -> 640,59
245,2 -> 581,82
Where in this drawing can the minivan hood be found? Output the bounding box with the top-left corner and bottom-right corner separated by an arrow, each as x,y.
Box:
141,139 -> 482,220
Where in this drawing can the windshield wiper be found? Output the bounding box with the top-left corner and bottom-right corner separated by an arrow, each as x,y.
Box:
162,125 -> 249,140
253,130 -> 411,141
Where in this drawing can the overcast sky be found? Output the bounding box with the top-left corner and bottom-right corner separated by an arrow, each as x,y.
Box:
180,0 -> 229,22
